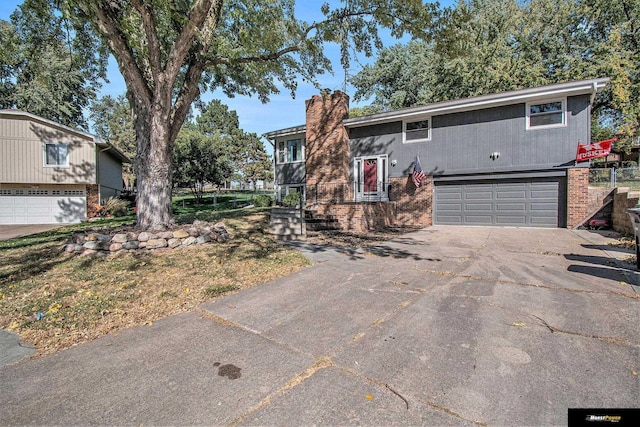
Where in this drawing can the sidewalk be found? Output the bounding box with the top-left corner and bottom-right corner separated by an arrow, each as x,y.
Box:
1,226 -> 638,425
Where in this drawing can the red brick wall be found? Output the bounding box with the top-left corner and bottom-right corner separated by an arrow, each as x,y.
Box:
567,168 -> 589,228
305,91 -> 350,187
85,184 -> 100,216
316,202 -> 395,233
389,176 -> 433,228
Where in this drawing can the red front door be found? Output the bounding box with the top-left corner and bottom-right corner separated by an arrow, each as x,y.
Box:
364,159 -> 378,192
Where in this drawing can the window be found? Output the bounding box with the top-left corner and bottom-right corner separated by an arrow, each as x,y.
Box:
278,141 -> 286,164
527,100 -> 566,129
404,118 -> 431,143
276,138 -> 304,163
287,139 -> 302,162
44,143 -> 69,166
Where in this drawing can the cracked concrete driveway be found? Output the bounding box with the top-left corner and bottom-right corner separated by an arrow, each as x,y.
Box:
1,226 -> 638,425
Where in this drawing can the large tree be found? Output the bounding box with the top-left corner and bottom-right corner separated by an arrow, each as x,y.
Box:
351,0 -> 640,148
0,0 -> 108,129
55,0 -> 436,229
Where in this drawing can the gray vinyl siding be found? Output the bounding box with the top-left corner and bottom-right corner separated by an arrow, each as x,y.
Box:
275,162 -> 305,185
98,150 -> 124,201
349,95 -> 591,178
0,116 -> 97,184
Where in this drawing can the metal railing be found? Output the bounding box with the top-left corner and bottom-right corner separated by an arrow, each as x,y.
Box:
305,181 -> 391,204
590,167 -> 640,189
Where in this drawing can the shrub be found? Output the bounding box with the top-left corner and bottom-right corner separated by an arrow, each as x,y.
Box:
253,194 -> 273,207
282,191 -> 301,207
104,197 -> 130,217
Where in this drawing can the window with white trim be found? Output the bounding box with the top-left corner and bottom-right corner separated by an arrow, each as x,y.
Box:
403,118 -> 431,143
526,99 -> 566,129
44,143 -> 69,166
276,138 -> 304,164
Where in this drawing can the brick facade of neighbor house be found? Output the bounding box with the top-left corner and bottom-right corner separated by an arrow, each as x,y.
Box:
567,168 -> 589,228
86,184 -> 100,216
305,91 -> 351,187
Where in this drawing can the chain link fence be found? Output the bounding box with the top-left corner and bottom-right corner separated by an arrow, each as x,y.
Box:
589,167 -> 640,190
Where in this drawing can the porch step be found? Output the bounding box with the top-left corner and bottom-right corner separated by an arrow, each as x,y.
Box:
304,209 -> 340,231
269,207 -> 306,239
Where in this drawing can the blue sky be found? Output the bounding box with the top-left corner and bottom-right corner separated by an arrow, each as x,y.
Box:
0,1 -> 451,142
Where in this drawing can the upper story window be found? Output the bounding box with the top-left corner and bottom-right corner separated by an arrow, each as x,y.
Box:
277,138 -> 304,164
44,143 -> 69,167
403,118 -> 431,143
527,99 -> 566,129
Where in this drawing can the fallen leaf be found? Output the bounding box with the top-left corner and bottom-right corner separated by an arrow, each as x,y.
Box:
144,321 -> 153,326
511,322 -> 526,327
184,288 -> 190,294
8,321 -> 19,331
632,370 -> 638,376
365,395 -> 373,400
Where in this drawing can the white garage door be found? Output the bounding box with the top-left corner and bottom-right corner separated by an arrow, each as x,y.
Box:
0,188 -> 86,225
434,178 -> 562,227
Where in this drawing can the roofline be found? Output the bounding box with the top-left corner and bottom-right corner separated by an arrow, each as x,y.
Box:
344,78 -> 609,128
262,124 -> 306,140
261,78 -> 610,136
0,109 -> 131,163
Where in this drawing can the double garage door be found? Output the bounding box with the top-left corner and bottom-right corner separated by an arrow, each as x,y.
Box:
0,188 -> 86,225
434,177 -> 564,227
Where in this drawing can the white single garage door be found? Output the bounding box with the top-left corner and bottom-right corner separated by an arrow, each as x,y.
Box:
434,178 -> 562,227
0,188 -> 86,225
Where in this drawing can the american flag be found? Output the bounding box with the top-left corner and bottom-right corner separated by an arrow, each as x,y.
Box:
412,155 -> 426,188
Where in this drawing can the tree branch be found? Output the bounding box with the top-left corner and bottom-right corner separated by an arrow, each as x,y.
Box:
170,59 -> 207,144
85,2 -> 152,108
131,0 -> 162,83
165,0 -> 223,89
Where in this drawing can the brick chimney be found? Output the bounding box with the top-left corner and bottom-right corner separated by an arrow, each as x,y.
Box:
305,90 -> 350,187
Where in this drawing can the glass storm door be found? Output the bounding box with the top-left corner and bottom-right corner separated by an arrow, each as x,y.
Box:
354,155 -> 388,202
364,159 -> 378,192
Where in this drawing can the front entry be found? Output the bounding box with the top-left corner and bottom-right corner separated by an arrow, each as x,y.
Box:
354,155 -> 388,202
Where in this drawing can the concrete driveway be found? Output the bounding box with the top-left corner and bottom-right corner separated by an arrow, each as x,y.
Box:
0,226 -> 638,425
0,224 -> 63,241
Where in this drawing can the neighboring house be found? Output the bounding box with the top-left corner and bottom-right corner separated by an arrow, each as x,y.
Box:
0,110 -> 130,225
264,78 -> 609,231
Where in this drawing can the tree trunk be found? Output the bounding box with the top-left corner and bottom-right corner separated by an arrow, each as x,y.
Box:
134,105 -> 175,230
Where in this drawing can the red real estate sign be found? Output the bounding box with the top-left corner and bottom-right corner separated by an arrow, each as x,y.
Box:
576,138 -> 617,162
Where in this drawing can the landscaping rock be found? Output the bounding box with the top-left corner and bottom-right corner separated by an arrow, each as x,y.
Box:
64,220 -> 231,256
65,244 -> 84,253
182,236 -> 197,246
158,231 -> 174,240
173,229 -> 189,239
86,233 -> 111,242
168,238 -> 182,248
196,235 -> 211,245
111,233 -> 128,244
146,239 -> 168,249
123,241 -> 139,250
83,241 -> 106,251
137,232 -> 157,242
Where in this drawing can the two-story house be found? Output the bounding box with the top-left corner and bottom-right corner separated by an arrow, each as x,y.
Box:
264,78 -> 608,231
0,110 -> 130,225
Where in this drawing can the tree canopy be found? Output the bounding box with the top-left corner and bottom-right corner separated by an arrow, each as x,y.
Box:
0,0 -> 108,129
351,0 -> 640,148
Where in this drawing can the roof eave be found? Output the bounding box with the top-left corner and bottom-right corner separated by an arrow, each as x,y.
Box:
344,78 -> 610,128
